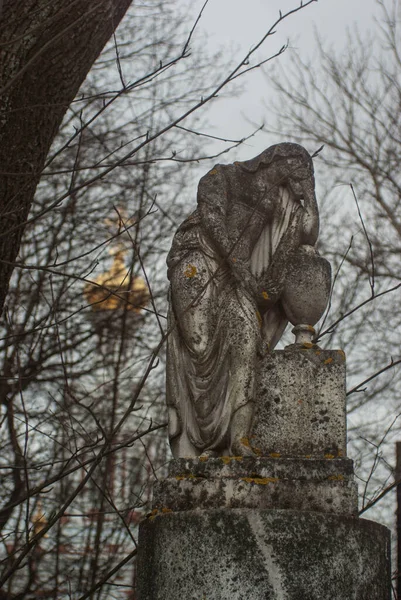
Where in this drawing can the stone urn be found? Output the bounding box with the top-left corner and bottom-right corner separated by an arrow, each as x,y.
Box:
282,245 -> 331,341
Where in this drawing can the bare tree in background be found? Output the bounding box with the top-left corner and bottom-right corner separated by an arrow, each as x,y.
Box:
0,0 -> 319,597
0,0 -> 136,317
0,2 -> 227,596
265,0 -> 401,531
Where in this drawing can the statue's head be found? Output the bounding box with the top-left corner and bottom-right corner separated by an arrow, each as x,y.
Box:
237,142 -> 314,199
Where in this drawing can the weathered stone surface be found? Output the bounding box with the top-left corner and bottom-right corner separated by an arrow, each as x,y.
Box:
153,457 -> 358,515
137,509 -> 391,600
167,456 -> 354,479
253,346 -> 346,457
166,143 -> 331,458
281,245 -> 331,326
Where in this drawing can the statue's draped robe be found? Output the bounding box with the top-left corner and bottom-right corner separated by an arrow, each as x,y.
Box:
166,161 -> 300,454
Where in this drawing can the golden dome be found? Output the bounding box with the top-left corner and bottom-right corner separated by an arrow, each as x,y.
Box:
31,500 -> 48,539
84,247 -> 150,313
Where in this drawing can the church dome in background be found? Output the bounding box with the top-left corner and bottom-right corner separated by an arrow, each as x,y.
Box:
84,246 -> 150,314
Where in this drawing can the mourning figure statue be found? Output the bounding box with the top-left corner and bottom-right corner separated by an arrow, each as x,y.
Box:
166,143 -> 331,458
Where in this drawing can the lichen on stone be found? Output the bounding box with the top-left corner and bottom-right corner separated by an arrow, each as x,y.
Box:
220,456 -> 243,464
241,476 -> 278,485
183,264 -> 197,278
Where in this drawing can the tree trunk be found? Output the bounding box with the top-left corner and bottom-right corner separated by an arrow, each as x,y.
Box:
0,0 -> 132,316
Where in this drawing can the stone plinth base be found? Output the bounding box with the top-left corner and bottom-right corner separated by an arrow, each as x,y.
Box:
137,346 -> 391,599
153,457 -> 358,515
137,509 -> 390,600
253,347 -> 346,457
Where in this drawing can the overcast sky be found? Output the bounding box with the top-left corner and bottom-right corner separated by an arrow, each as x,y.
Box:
183,0 -> 383,159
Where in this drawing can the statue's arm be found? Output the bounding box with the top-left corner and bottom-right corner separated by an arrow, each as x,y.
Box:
268,160 -> 319,262
257,210 -> 303,309
258,174 -> 319,311
282,156 -> 319,246
298,176 -> 319,246
197,165 -> 233,259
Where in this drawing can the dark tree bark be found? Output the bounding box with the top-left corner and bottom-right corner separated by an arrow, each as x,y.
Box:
0,0 -> 132,317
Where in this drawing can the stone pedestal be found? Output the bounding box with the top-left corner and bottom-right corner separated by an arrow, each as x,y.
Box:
137,509 -> 390,600
153,456 -> 358,514
252,347 -> 347,457
136,348 -> 391,599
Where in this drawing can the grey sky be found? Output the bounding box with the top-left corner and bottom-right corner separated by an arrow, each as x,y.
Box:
184,0 -> 381,158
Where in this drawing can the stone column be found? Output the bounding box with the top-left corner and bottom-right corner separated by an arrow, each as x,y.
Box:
136,348 -> 391,600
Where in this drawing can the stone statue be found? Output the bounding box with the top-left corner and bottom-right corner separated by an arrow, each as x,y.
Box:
166,142 -> 331,458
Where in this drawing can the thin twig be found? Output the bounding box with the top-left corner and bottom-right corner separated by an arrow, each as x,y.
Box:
316,235 -> 353,338
350,183 -> 375,296
346,357 -> 401,397
316,282 -> 401,340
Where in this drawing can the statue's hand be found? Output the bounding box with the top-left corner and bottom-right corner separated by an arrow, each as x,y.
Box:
299,178 -> 319,246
